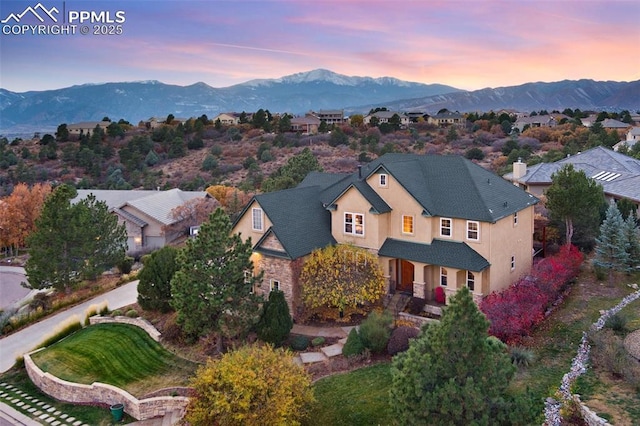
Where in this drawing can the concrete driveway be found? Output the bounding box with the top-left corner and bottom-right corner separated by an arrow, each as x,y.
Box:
0,280 -> 139,372
0,266 -> 31,311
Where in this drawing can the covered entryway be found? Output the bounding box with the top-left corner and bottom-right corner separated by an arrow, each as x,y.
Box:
396,259 -> 414,293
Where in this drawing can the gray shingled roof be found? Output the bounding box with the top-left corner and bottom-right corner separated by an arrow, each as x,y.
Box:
379,238 -> 490,272
251,185 -> 336,259
73,189 -> 208,225
358,154 -> 538,222
506,146 -> 640,202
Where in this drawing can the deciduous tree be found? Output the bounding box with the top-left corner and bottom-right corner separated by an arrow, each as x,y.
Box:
300,244 -> 385,317
161,196 -> 219,237
25,185 -> 127,292
170,208 -> 262,349
390,287 -> 533,425
545,164 -> 605,246
0,182 -> 51,256
185,344 -> 314,426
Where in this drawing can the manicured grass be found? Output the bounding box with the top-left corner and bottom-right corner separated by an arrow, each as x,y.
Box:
30,323 -> 198,396
304,363 -> 394,426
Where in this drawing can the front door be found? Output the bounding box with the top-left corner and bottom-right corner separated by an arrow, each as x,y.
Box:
397,260 -> 414,293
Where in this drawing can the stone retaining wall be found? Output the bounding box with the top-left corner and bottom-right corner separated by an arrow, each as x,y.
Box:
24,352 -> 189,421
24,316 -> 191,421
397,312 -> 439,328
89,315 -> 161,341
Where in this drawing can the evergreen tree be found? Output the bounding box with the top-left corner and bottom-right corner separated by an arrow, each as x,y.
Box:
170,208 -> 262,350
256,290 -> 293,346
623,214 -> 640,269
25,185 -> 127,293
390,287 -> 529,425
261,148 -> 323,192
593,203 -> 630,286
545,164 -> 605,246
137,246 -> 178,312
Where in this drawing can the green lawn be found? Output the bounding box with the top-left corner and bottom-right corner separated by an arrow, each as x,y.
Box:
30,323 -> 198,396
304,362 -> 394,426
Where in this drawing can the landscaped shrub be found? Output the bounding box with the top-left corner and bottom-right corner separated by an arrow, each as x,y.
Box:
111,309 -> 123,317
359,311 -> 393,354
604,313 -> 627,334
387,326 -> 419,355
434,286 -> 446,304
312,337 -> 325,347
256,290 -> 293,347
481,244 -> 584,343
509,346 -> 535,367
126,309 -> 139,318
408,297 -> 426,315
342,328 -> 365,357
117,256 -> 134,274
290,335 -> 310,351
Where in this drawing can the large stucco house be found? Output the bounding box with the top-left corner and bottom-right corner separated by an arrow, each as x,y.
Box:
73,189 -> 214,254
232,153 -> 539,317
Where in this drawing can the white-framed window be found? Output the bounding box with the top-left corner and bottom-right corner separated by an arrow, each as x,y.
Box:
513,212 -> 518,226
270,279 -> 280,292
440,218 -> 452,237
440,267 -> 448,286
467,221 -> 479,241
379,173 -> 388,187
344,212 -> 364,236
402,215 -> 414,234
467,271 -> 475,291
510,255 -> 516,271
244,270 -> 252,284
252,207 -> 263,231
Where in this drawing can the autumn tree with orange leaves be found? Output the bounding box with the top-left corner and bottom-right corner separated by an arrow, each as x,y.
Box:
161,196 -> 219,237
206,185 -> 252,219
0,183 -> 51,256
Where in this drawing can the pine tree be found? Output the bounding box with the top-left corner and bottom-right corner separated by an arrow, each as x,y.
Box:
593,204 -> 630,286
170,208 -> 262,350
25,185 -> 127,293
256,290 -> 293,346
137,246 -> 178,312
623,214 -> 640,269
390,287 -> 527,425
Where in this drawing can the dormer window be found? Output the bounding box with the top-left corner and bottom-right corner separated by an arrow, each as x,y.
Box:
379,173 -> 388,187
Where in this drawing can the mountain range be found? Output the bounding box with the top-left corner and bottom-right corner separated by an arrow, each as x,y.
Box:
1,69 -> 639,136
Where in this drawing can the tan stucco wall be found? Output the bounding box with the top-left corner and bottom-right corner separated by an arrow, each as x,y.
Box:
330,187 -> 381,250
233,200 -> 273,246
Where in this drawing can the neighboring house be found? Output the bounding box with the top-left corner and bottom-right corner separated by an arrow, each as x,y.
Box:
406,111 -> 429,122
290,116 -> 321,134
427,111 -> 465,127
309,110 -> 345,125
363,111 -> 410,127
504,146 -> 640,211
514,115 -> 557,132
601,118 -> 631,130
73,189 -> 213,254
212,113 -> 240,125
67,121 -> 111,137
580,115 -> 598,128
613,127 -> 640,152
232,154 -> 539,316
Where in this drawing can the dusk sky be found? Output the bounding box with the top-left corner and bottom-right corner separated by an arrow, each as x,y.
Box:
1,0 -> 639,93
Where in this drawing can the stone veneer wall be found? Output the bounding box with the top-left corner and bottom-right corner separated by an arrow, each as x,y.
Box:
89,316 -> 161,341
24,316 -> 191,421
258,256 -> 304,318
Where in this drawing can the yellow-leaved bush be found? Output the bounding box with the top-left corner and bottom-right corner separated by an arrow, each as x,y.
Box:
185,344 -> 314,426
300,244 -> 385,317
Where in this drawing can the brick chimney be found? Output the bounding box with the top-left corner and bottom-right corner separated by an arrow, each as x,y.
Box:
512,158 -> 527,180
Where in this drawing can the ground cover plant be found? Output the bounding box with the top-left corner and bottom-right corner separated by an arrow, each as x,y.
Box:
30,323 -> 198,397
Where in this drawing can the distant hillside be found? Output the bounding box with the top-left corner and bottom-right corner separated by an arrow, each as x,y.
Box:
374,79 -> 640,115
1,69 -> 638,137
0,69 -> 459,136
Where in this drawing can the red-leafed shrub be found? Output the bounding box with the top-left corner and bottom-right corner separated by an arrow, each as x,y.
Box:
387,326 -> 420,355
481,244 -> 583,344
434,286 -> 446,304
